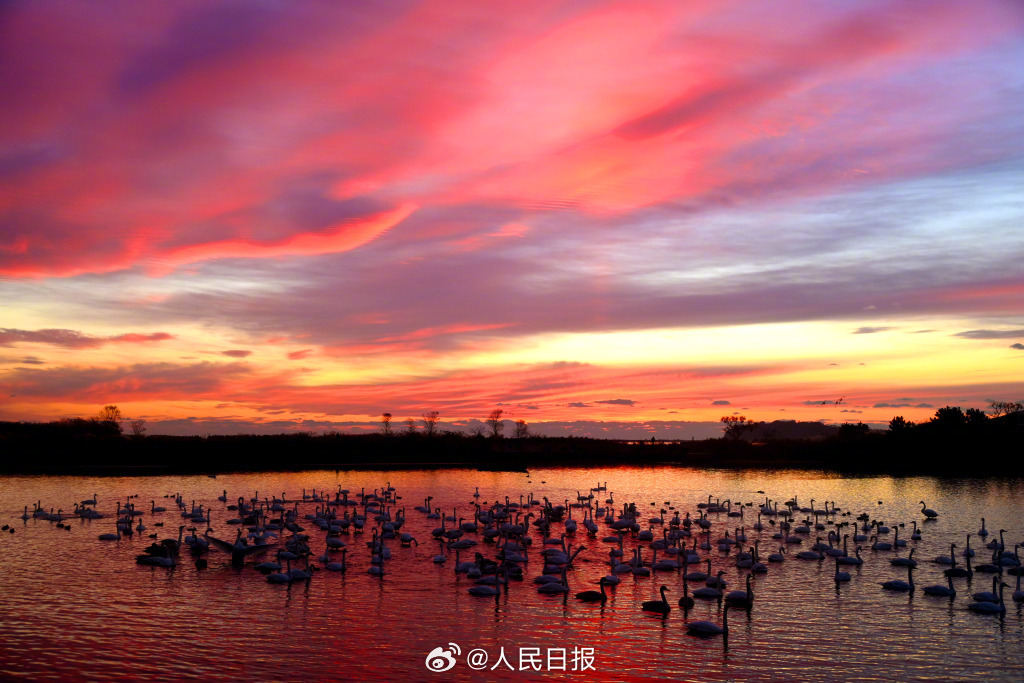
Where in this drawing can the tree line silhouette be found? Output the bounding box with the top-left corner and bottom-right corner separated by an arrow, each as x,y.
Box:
0,402 -> 1020,475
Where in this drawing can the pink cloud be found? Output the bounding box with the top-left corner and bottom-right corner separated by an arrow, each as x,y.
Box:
1,1 -> 1020,279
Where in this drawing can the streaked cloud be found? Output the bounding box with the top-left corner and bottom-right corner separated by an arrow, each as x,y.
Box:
1,356 -> 46,366
0,328 -> 173,349
1,1 -> 1022,434
955,329 -> 1024,339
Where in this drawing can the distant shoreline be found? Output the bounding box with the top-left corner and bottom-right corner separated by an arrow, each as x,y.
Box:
2,413 -> 1021,477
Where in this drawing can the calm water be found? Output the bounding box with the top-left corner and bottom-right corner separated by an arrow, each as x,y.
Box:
1,466 -> 1023,682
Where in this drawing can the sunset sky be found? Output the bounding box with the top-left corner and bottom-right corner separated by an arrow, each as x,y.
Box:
2,1 -> 1023,438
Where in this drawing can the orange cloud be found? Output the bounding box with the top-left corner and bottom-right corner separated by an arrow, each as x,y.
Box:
145,203 -> 416,276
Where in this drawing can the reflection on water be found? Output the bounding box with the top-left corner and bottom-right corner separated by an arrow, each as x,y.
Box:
1,466 -> 1023,681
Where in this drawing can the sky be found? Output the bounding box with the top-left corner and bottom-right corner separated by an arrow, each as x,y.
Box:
2,0 -> 1023,439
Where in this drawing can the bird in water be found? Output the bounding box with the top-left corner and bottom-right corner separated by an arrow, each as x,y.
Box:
642,585 -> 671,614
575,578 -> 609,603
686,603 -> 730,637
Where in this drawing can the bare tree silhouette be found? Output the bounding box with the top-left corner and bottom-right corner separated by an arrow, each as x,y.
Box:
487,409 -> 504,438
422,411 -> 439,437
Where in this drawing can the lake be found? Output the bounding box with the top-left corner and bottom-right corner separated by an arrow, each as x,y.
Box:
1,465 -> 1022,681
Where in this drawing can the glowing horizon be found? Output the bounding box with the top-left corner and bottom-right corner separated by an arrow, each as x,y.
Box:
2,1 -> 1023,438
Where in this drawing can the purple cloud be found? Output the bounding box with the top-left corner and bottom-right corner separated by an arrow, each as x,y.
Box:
955,329 -> 1024,339
0,328 -> 173,348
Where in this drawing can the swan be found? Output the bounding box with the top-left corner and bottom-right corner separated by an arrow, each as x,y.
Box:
136,545 -> 176,567
693,582 -> 723,600
1013,572 -> 1024,603
833,558 -> 851,583
968,582 -> 1007,613
837,546 -> 863,565
725,574 -> 754,606
919,501 -> 938,519
151,501 -> 166,513
972,577 -> 1000,603
933,543 -> 956,565
575,578 -> 609,603
705,570 -> 727,588
944,552 -> 972,578
267,559 -> 293,583
869,535 -> 892,551
469,568 -> 506,596
610,556 -> 633,574
922,575 -> 956,597
604,551 -> 626,582
678,575 -> 695,608
453,549 -> 476,574
255,551 -> 283,572
767,546 -> 786,562
684,558 -> 711,582
629,548 -> 651,576
651,547 -> 679,571
686,603 -> 730,636
890,548 -> 917,567
824,535 -> 846,557
641,585 -> 671,614
978,518 -> 988,537
537,567 -> 570,594
881,565 -> 914,592
533,573 -> 563,584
